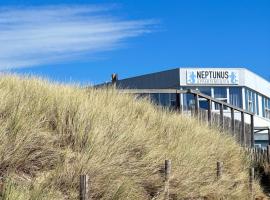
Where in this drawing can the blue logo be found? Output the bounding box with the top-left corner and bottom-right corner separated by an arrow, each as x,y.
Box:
229,72 -> 238,84
188,71 -> 196,84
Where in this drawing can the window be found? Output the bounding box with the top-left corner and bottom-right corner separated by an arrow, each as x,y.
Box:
245,89 -> 257,113
262,97 -> 270,119
159,93 -> 170,106
213,87 -> 227,110
229,87 -> 242,108
197,87 -> 212,96
169,93 -> 177,107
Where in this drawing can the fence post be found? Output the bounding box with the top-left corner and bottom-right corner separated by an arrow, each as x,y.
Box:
164,160 -> 171,200
268,128 -> 270,145
250,115 -> 254,148
194,94 -> 199,118
219,104 -> 224,130
80,175 -> 89,200
241,112 -> 246,146
249,168 -> 254,200
216,161 -> 223,179
208,99 -> 212,126
267,145 -> 270,164
230,108 -> 235,136
176,92 -> 181,112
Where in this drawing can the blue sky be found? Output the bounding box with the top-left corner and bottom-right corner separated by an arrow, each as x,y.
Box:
0,0 -> 269,85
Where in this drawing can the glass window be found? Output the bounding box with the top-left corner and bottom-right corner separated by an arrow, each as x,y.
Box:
245,89 -> 258,114
197,87 -> 212,96
262,97 -> 270,119
169,93 -> 177,107
150,93 -> 159,104
160,93 -> 170,106
213,87 -> 227,109
214,87 -> 227,98
229,87 -> 242,108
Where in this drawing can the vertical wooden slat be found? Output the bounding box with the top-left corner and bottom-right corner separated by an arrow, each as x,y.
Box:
266,145 -> 270,164
241,112 -> 246,146
250,115 -> 254,148
164,160 -> 171,200
249,168 -> 254,200
220,104 -> 224,130
231,108 -> 235,136
268,128 -> 270,145
208,99 -> 212,126
194,94 -> 199,117
80,175 -> 89,200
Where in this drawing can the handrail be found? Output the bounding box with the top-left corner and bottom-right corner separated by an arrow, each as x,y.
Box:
118,88 -> 254,116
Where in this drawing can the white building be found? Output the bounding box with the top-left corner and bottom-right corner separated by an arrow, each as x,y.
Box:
112,68 -> 270,148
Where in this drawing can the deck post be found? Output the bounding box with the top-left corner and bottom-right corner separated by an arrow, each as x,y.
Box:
268,128 -> 270,145
208,99 -> 212,126
194,93 -> 199,117
230,108 -> 235,135
250,115 -> 254,148
220,104 -> 224,130
241,112 -> 246,146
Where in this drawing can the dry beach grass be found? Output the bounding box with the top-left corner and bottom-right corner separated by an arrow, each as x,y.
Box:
0,75 -> 265,199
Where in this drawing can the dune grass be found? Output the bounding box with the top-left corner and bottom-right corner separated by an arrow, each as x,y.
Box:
0,75 -> 265,199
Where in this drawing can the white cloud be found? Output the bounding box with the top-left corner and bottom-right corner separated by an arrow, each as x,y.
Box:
0,5 -> 155,69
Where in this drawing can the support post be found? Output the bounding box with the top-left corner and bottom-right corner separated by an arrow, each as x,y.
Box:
230,108 -> 235,135
241,112 -> 246,146
220,104 -> 224,130
250,115 -> 254,148
266,145 -> 270,164
80,175 -> 89,200
268,128 -> 270,145
208,99 -> 212,126
249,168 -> 254,200
194,94 -> 199,117
216,161 -> 222,179
164,160 -> 171,200
176,92 -> 180,112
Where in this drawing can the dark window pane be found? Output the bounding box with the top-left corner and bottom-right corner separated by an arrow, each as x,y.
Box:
197,87 -> 212,96
160,93 -> 170,106
229,87 -> 242,108
214,87 -> 227,98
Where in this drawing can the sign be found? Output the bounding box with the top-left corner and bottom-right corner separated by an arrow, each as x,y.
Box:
186,70 -> 239,85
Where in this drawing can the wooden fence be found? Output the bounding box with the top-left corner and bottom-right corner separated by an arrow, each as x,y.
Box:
247,145 -> 270,165
79,160 -> 256,200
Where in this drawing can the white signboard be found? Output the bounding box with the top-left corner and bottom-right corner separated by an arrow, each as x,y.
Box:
186,70 -> 239,85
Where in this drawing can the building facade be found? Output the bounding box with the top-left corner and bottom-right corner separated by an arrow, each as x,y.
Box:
114,68 -> 270,148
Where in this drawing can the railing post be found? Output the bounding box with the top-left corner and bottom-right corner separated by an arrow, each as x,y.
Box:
250,115 -> 254,148
176,92 -> 180,112
220,104 -> 224,130
267,145 -> 270,164
230,108 -> 235,135
241,112 -> 246,146
194,93 -> 199,117
164,160 -> 171,200
268,128 -> 270,145
208,99 -> 212,126
80,175 -> 89,200
249,168 -> 254,200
